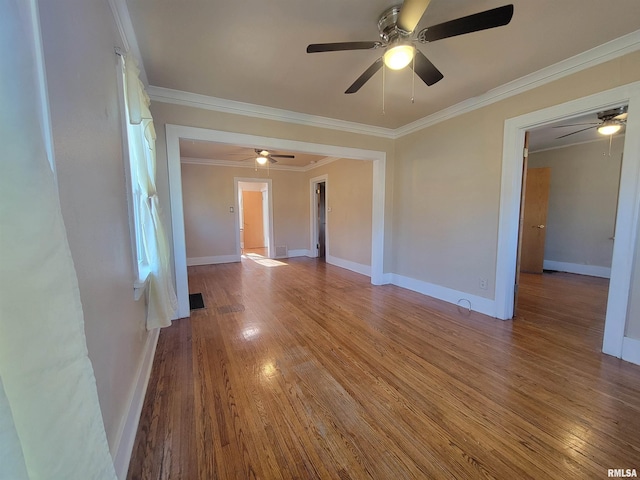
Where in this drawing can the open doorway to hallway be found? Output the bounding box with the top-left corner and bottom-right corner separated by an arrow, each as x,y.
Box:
310,175 -> 328,260
237,180 -> 272,258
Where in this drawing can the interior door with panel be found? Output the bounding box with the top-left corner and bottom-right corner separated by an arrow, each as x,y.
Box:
520,167 -> 551,273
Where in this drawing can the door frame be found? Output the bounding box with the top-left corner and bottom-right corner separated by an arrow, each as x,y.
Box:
310,174 -> 328,258
235,178 -> 273,258
495,81 -> 640,359
166,125 -> 387,319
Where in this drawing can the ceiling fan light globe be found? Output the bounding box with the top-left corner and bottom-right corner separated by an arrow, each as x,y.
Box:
597,122 -> 622,135
256,156 -> 268,165
383,45 -> 415,70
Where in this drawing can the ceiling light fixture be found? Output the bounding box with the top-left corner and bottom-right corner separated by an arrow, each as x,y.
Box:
256,156 -> 268,165
383,43 -> 414,70
597,120 -> 622,136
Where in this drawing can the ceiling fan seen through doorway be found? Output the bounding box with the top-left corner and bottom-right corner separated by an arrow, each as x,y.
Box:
306,0 -> 514,94
553,106 -> 628,139
254,149 -> 295,165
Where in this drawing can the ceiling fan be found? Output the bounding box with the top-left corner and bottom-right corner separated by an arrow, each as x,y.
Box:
306,0 -> 514,94
553,106 -> 628,139
253,149 -> 295,165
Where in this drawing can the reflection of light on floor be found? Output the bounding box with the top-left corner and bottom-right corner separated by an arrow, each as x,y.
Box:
243,253 -> 288,267
261,361 -> 277,380
241,326 -> 260,341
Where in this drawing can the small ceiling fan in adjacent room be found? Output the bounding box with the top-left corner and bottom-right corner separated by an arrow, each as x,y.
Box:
553,106 -> 628,139
306,0 -> 514,94
253,149 -> 295,165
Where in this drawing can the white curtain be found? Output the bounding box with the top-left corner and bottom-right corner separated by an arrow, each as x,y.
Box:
0,1 -> 116,479
124,54 -> 178,329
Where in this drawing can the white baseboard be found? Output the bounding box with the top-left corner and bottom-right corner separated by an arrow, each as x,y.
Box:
543,260 -> 611,278
391,274 -> 497,318
326,254 -> 371,277
187,254 -> 241,266
112,327 -> 159,480
285,249 -> 311,258
622,336 -> 640,366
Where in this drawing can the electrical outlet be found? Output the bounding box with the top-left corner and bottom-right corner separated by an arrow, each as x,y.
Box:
479,278 -> 488,290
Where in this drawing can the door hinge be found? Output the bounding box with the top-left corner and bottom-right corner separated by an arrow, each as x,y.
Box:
523,147 -> 529,158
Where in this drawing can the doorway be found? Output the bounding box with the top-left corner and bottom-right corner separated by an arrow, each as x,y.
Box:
317,182 -> 326,259
167,126 -> 387,319
496,83 -> 640,359
310,175 -> 328,259
236,179 -> 273,259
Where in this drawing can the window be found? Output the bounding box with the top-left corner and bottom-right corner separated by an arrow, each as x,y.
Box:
117,52 -> 151,298
116,52 -> 177,327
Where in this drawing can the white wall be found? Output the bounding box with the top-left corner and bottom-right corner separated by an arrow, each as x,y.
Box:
38,0 -> 151,466
528,138 -> 623,275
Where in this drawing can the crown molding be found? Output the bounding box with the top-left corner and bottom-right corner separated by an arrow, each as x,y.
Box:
180,155 -> 339,173
107,0 -> 148,86
147,86 -> 396,139
395,29 -> 640,138
147,28 -> 640,140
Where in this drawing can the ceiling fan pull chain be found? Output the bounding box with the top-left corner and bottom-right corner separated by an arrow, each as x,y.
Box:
608,133 -> 613,157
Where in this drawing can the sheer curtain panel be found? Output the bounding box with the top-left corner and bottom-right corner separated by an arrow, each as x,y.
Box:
123,54 -> 178,329
0,1 -> 116,478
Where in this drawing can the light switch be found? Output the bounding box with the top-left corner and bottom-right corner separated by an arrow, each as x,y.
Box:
229,206 -> 234,213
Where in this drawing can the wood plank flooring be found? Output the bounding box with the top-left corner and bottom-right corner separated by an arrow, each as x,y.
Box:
127,259 -> 640,479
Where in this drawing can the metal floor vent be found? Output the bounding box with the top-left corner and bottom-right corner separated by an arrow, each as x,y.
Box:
189,293 -> 205,310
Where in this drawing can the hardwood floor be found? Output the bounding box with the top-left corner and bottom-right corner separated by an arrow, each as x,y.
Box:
127,260 -> 640,479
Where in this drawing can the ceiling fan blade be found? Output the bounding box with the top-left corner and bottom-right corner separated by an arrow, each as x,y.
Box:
307,42 -> 380,53
417,4 -> 514,43
345,58 -> 383,94
268,156 -> 278,164
270,154 -> 295,158
397,0 -> 432,34
410,50 -> 443,86
555,125 -> 597,139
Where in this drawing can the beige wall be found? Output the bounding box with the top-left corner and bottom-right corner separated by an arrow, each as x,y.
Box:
181,164 -> 308,258
154,52 -> 640,338
528,137 -> 623,269
182,158 -> 372,265
151,102 -> 395,270
38,0 -> 150,452
308,159 -> 373,266
393,51 -> 640,325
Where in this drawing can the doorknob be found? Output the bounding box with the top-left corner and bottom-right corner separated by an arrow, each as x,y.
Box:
531,224 -> 545,229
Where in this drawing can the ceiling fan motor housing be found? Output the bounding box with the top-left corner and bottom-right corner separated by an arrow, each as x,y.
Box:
597,106 -> 628,122
378,5 -> 406,43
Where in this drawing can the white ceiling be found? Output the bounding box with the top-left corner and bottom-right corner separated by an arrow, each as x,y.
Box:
125,0 -> 640,130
